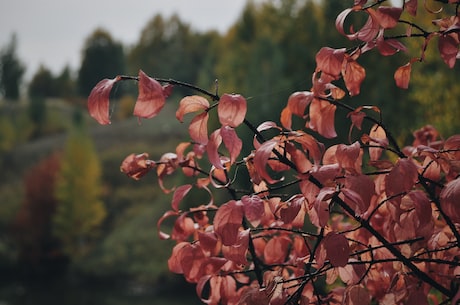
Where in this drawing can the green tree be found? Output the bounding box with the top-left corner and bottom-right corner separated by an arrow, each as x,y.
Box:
53,125 -> 106,258
28,65 -> 56,98
77,28 -> 125,97
0,34 -> 25,100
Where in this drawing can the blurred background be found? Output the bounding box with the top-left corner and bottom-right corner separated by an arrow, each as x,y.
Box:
0,0 -> 458,304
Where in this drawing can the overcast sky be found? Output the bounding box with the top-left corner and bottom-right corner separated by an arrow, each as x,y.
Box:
0,0 -> 250,81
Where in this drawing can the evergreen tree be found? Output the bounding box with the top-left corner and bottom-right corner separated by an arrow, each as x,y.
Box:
0,34 -> 25,100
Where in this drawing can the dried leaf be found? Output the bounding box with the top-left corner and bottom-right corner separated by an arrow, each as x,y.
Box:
394,62 -> 412,89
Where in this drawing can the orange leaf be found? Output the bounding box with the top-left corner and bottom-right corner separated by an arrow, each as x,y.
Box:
342,57 -> 366,96
120,152 -> 155,180
218,94 -> 247,127
394,62 -> 411,89
176,95 -> 210,122
87,76 -> 120,125
133,70 -> 166,119
308,98 -> 337,139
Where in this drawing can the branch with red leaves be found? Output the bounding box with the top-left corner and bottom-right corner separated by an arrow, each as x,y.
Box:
87,1 -> 460,304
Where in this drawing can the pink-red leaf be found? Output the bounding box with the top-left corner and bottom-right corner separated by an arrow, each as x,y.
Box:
316,47 -> 346,77
207,129 -> 224,169
220,125 -> 242,165
222,229 -> 249,265
342,57 -> 366,96
241,195 -> 265,227
394,62 -> 412,89
308,99 -> 337,139
171,184 -> 192,211
264,235 -> 291,265
385,158 -> 419,205
253,139 -> 281,184
280,91 -> 313,130
88,76 -> 120,125
133,70 -> 166,119
214,200 -> 244,246
120,152 -> 155,180
438,34 -> 459,68
218,94 -> 247,128
176,95 -> 210,122
189,112 -> 209,145
440,177 -> 460,223
373,6 -> 403,29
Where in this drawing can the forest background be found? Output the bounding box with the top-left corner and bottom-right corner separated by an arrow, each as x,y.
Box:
0,0 -> 459,304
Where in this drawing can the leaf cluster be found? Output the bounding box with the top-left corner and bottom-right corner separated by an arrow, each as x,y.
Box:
87,1 -> 460,304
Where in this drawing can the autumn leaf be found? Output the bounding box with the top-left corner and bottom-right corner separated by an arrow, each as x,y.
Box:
440,177 -> 460,223
120,152 -> 155,180
253,139 -> 281,184
222,229 -> 249,265
263,235 -> 291,265
189,112 -> 209,145
336,8 -> 380,42
394,62 -> 412,89
280,91 -> 313,130
323,232 -> 349,267
214,200 -> 244,246
241,195 -> 265,227
438,34 -> 459,68
342,56 -> 366,96
308,98 -> 337,139
220,125 -> 243,165
87,76 -> 121,125
373,6 -> 403,29
218,94 -> 247,128
171,184 -> 192,211
316,47 -> 346,78
176,95 -> 210,122
133,70 -> 167,119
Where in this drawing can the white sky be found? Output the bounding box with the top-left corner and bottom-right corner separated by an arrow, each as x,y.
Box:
0,0 -> 249,81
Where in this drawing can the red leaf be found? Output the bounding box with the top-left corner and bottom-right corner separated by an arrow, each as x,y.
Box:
120,152 -> 155,180
207,129 -> 224,169
374,6 -> 402,29
198,231 -> 219,256
291,131 -> 324,165
336,141 -> 362,174
171,184 -> 192,211
133,70 -> 166,119
280,195 -> 304,225
367,124 -> 388,161
440,177 -> 460,223
241,195 -> 265,227
405,0 -> 418,16
316,47 -> 346,78
222,229 -> 249,265
264,235 -> 291,265
342,56 -> 366,96
220,125 -> 242,165
308,98 -> 337,139
171,214 -> 195,241
253,139 -> 281,184
218,94 -> 247,128
87,76 -> 120,125
438,34 -> 459,68
214,200 -> 244,246
394,62 -> 412,89
385,158 -> 419,205
168,242 -> 188,273
312,187 -> 335,228
280,91 -> 313,130
377,33 -> 407,56
343,174 -> 375,215
323,232 -> 349,267
339,259 -> 367,285
189,112 -> 209,145
336,8 -> 380,42
176,95 -> 210,122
